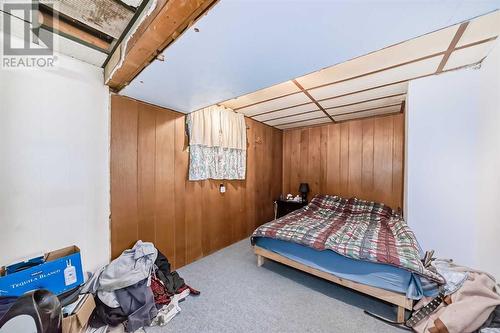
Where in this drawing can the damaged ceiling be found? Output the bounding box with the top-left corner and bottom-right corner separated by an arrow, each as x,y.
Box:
40,0 -> 136,39
121,0 -> 500,115
2,0 -> 146,66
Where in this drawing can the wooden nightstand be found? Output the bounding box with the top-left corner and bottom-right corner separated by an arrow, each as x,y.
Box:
274,199 -> 308,219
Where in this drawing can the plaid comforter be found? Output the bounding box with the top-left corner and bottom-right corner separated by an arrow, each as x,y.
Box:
252,195 -> 444,283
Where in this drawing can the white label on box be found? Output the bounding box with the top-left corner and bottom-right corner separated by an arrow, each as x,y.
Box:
64,260 -> 77,286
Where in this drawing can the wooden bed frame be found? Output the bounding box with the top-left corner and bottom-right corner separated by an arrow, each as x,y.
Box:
254,246 -> 413,323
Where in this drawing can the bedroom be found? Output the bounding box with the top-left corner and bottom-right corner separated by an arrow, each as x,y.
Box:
1,0 -> 499,332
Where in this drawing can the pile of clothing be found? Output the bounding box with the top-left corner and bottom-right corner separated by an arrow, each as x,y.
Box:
82,241 -> 198,332
411,259 -> 500,333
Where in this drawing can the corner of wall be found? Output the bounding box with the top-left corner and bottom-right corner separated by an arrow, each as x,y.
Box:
403,93 -> 409,221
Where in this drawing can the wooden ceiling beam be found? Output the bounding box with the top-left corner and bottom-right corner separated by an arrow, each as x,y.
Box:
292,80 -> 335,122
105,0 -> 219,91
436,22 -> 469,73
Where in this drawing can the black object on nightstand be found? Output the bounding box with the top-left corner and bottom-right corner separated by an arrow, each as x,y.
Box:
274,199 -> 308,219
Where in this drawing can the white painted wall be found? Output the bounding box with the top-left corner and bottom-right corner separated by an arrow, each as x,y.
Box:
406,42 -> 500,279
0,49 -> 110,272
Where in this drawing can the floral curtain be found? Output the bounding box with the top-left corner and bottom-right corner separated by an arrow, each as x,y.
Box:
186,105 -> 247,180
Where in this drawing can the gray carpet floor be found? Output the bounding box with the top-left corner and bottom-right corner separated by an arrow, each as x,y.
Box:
148,239 -> 402,333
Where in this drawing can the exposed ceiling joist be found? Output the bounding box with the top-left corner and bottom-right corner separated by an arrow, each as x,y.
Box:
40,0 -> 134,39
1,6 -> 108,66
19,0 -> 147,66
38,10 -> 111,52
104,0 -> 219,91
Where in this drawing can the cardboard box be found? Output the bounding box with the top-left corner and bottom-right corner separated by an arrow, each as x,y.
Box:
62,293 -> 96,333
0,246 -> 84,297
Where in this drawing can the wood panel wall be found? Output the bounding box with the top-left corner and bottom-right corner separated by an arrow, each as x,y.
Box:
282,114 -> 404,210
111,95 -> 283,268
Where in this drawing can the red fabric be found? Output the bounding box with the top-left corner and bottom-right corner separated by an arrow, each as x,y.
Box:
177,284 -> 200,296
151,275 -> 171,305
151,275 -> 201,306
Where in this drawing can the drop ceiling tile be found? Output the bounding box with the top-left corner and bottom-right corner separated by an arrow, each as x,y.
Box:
333,104 -> 401,122
326,95 -> 406,115
234,92 -> 311,116
252,103 -> 317,122
295,25 -> 457,89
308,56 -> 442,101
277,117 -> 331,130
444,40 -> 497,70
265,111 -> 326,126
221,81 -> 301,110
322,94 -> 407,114
457,10 -> 500,47
318,82 -> 408,108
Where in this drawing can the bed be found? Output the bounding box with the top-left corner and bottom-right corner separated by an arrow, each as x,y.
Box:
251,195 -> 443,323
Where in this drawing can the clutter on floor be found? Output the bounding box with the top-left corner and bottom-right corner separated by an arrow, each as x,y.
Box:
407,259 -> 500,333
1,240 -> 500,332
0,241 -> 199,333
83,240 -> 199,332
62,293 -> 95,333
